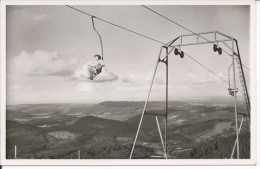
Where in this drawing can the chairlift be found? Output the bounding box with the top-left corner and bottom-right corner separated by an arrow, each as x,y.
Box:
87,16 -> 105,80
228,63 -> 238,96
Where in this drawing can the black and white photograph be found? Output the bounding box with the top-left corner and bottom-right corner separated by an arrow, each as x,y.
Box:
0,0 -> 258,166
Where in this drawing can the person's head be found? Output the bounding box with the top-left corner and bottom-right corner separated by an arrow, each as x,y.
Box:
94,54 -> 102,60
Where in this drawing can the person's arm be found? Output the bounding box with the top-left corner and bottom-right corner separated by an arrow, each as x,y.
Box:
88,61 -> 96,67
98,60 -> 105,66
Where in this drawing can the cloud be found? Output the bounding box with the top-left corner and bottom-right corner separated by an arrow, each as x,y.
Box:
95,69 -> 119,82
9,50 -> 77,76
120,72 -> 153,84
71,65 -> 118,82
74,83 -> 94,92
113,72 -> 167,93
9,84 -> 43,91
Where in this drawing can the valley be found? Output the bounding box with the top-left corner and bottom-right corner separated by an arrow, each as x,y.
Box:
6,97 -> 250,159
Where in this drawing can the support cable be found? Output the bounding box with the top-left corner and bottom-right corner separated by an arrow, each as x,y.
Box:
183,51 -> 244,94
66,5 -> 164,45
66,5 -> 250,160
141,5 -> 250,71
66,5 -> 245,96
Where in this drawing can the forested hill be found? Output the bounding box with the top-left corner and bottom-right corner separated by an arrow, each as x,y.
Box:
173,131 -> 250,159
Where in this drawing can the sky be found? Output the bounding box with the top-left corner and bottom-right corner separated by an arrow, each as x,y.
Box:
6,5 -> 250,104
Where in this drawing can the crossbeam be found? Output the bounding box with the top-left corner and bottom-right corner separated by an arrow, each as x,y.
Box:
169,39 -> 232,48
145,112 -> 166,117
130,31 -> 250,160
166,31 -> 233,49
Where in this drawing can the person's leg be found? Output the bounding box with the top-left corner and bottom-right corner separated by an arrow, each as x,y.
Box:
87,66 -> 94,80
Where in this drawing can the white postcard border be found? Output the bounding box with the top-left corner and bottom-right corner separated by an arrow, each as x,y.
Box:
0,0 -> 257,166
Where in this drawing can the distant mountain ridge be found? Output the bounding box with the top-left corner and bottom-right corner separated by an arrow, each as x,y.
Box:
6,99 -> 249,159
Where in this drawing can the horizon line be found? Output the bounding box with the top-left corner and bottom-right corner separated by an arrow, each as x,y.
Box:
6,95 -> 245,106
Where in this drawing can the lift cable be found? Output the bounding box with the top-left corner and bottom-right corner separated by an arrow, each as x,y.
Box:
67,5 -> 247,160
66,5 -> 164,45
186,53 -> 229,85
141,5 -> 250,71
184,52 -> 242,93
65,5 -> 243,94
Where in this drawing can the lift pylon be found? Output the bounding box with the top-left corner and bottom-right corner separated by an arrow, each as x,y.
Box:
129,31 -> 250,159
129,45 -> 174,159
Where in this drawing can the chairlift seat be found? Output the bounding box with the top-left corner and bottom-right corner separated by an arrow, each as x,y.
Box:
228,88 -> 238,96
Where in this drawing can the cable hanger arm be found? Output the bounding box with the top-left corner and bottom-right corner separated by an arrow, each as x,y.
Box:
141,5 -> 249,71
66,5 -> 164,45
91,16 -> 104,60
66,5 -> 244,94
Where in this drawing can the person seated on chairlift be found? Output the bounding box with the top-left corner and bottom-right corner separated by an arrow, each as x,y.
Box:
87,54 -> 105,80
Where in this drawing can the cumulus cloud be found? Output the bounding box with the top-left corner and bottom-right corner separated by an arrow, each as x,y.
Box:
121,72 -> 165,85
71,64 -> 118,82
10,85 -> 31,91
114,72 -> 167,93
9,84 -> 44,91
74,83 -> 94,92
95,69 -> 119,82
9,50 -> 77,76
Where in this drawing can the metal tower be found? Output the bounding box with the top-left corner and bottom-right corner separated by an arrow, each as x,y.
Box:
129,31 -> 250,159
